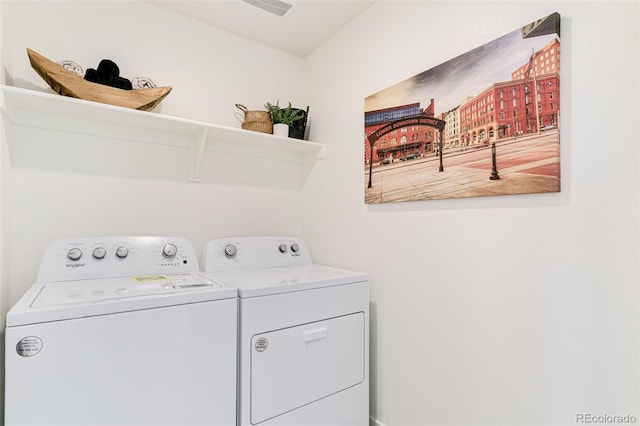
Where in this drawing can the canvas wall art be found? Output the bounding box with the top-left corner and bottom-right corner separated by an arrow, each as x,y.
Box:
364,13 -> 561,204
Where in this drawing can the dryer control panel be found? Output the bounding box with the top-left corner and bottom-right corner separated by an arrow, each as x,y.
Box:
37,236 -> 200,282
203,236 -> 312,272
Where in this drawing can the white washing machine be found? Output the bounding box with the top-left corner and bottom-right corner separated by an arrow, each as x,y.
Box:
202,236 -> 369,426
5,236 -> 238,426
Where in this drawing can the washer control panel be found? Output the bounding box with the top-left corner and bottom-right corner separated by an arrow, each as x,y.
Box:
37,236 -> 200,283
204,236 -> 312,272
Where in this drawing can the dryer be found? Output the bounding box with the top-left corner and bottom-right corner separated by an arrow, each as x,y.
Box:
5,236 -> 237,426
203,236 -> 369,426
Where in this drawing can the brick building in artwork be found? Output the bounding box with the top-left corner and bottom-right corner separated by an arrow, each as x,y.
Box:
458,38 -> 560,147
511,38 -> 560,80
364,38 -> 560,163
364,100 -> 438,165
457,73 -> 559,146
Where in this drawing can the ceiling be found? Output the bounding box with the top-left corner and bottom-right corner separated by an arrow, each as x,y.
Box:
146,0 -> 376,57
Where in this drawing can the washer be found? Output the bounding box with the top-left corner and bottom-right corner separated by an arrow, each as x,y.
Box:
202,236 -> 369,426
5,236 -> 237,426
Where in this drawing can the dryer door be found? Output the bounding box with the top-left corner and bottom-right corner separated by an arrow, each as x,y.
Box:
250,312 -> 365,424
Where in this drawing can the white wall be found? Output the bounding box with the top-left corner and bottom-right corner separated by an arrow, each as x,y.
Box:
1,1 -> 639,426
302,2 -> 639,426
2,0 -> 311,297
6,1 -> 307,125
0,2 -> 13,421
0,0 -> 309,418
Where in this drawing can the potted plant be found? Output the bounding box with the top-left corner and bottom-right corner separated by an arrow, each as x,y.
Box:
265,101 -> 306,137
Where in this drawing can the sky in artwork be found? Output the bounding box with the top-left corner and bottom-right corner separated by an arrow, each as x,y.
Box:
365,26 -> 558,116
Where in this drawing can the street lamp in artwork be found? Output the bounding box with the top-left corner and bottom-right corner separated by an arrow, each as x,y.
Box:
366,131 -> 375,188
490,142 -> 501,180
438,130 -> 444,172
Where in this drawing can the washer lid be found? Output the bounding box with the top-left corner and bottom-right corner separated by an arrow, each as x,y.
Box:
6,273 -> 237,326
206,265 -> 368,298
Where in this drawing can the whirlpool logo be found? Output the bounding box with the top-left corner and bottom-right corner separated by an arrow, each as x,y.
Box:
65,263 -> 85,269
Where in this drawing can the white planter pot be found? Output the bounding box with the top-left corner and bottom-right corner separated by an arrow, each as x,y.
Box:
273,123 -> 289,137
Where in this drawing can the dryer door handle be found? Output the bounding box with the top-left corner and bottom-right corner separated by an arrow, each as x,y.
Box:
303,327 -> 328,343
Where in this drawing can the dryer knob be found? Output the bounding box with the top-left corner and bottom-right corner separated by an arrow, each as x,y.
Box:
278,244 -> 288,254
67,248 -> 82,261
162,243 -> 178,258
290,243 -> 300,253
116,246 -> 129,259
224,244 -> 238,258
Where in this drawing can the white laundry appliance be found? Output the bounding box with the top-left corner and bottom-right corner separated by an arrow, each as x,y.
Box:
202,236 -> 369,426
5,236 -> 237,426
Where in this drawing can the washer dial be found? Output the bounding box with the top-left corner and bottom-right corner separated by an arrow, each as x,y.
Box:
67,248 -> 82,261
162,243 -> 178,258
92,247 -> 106,259
224,244 -> 238,258
115,246 -> 129,259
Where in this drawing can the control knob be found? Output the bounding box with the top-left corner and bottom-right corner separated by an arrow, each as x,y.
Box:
278,244 -> 288,254
224,244 -> 238,258
115,246 -> 129,259
67,248 -> 82,261
162,243 -> 178,258
290,243 -> 300,253
92,247 -> 106,260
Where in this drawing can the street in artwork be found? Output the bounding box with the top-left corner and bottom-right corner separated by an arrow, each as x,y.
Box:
364,130 -> 559,204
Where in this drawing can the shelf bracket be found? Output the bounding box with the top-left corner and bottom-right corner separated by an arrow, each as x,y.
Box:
0,88 -> 13,124
190,127 -> 208,182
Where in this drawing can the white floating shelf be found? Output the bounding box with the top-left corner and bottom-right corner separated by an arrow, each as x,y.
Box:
0,85 -> 325,183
